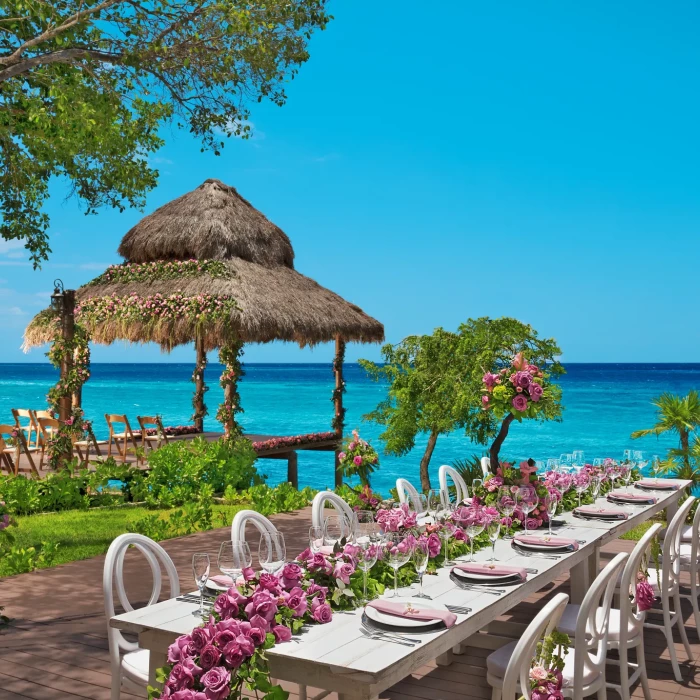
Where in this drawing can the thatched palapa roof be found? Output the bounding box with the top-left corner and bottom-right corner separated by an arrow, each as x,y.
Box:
24,179 -> 384,351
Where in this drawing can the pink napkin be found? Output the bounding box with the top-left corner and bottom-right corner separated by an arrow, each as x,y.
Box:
367,600 -> 457,628
209,575 -> 235,587
514,535 -> 578,550
637,479 -> 678,490
608,491 -> 657,503
453,563 -> 527,581
319,545 -> 335,556
575,506 -> 627,520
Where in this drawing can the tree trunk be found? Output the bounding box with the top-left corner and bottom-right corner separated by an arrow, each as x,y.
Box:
489,413 -> 515,474
419,429 -> 439,491
681,428 -> 690,468
59,290 -> 75,423
193,335 -> 206,433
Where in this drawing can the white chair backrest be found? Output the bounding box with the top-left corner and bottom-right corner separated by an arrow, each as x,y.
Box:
103,534 -> 179,665
502,593 -> 569,700
396,477 -> 422,513
661,496 -> 695,594
438,465 -> 469,506
311,490 -> 356,530
231,509 -> 284,560
687,499 -> 700,579
619,522 -> 662,634
574,551 -> 628,689
480,456 -> 491,479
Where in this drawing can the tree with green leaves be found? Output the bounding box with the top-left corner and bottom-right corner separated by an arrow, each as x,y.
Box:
0,0 -> 330,266
631,390 -> 700,470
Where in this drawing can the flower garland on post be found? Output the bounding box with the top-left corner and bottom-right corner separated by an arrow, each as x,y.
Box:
216,340 -> 245,438
191,335 -> 209,432
331,338 -> 346,435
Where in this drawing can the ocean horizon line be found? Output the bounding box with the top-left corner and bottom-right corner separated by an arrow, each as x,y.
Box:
2,361 -> 700,367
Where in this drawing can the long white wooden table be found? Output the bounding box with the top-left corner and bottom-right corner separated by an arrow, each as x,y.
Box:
111,479 -> 690,700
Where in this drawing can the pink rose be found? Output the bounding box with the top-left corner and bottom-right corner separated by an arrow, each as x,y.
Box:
482,372 -> 499,389
334,561 -> 355,585
200,666 -> 231,700
512,394 -> 528,412
353,455 -> 363,466
338,451 -> 346,460
272,624 -> 293,642
529,382 -> 543,402
199,645 -> 222,671
427,533 -> 441,558
167,635 -> 193,664
636,579 -> 655,612
312,602 -> 333,623
283,587 -> 308,617
530,666 -> 548,682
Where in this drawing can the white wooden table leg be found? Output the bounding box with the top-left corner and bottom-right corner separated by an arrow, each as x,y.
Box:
452,643 -> 465,655
587,544 -> 600,582
569,557 -> 590,604
436,648 -> 454,666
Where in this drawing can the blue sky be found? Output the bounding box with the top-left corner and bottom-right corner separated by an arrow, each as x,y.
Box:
2,0 -> 699,364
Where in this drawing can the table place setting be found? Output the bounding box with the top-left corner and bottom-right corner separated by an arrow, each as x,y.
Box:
572,504 -> 629,521
607,490 -> 657,506
362,599 -> 457,641
635,478 -> 680,491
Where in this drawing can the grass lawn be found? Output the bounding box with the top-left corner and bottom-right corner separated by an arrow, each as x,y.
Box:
0,504 -> 244,577
619,519 -> 663,541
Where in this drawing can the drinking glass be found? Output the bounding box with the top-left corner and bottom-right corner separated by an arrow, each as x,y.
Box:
354,511 -> 377,546
486,516 -> 501,561
534,460 -> 545,475
437,503 -> 455,564
622,449 -> 633,463
465,509 -> 485,562
518,486 -> 539,536
651,454 -> 661,482
633,450 -> 648,473
323,514 -> 352,546
386,533 -> 412,598
218,541 -> 251,585
559,454 -> 572,467
497,486 -> 516,539
573,471 -> 590,508
620,463 -> 633,492
309,525 -> 324,553
412,539 -> 431,599
544,492 -> 560,537
592,458 -> 603,468
356,543 -> 378,600
571,450 -> 585,468
546,458 -> 560,472
590,473 -> 603,501
258,532 -> 286,574
192,553 -> 210,617
427,489 -> 442,522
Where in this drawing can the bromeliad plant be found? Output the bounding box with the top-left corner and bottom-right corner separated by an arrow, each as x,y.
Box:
337,429 -> 379,486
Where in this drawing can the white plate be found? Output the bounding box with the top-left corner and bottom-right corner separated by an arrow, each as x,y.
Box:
206,579 -> 232,592
452,567 -> 521,582
513,539 -> 572,552
365,600 -> 448,628
575,509 -> 623,519
636,482 -> 676,491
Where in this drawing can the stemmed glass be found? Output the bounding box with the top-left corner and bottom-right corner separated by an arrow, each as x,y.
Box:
412,539 -> 431,599
324,514 -> 352,547
543,492 -> 559,536
571,450 -> 585,469
546,458 -> 560,472
486,515 -> 501,561
573,471 -> 590,509
192,553 -> 210,617
437,503 -> 455,564
427,489 -> 442,523
465,508 -> 485,561
356,543 -> 378,601
559,454 -> 572,468
386,533 -> 412,598
518,486 -> 539,536
651,454 -> 661,483
417,493 -> 429,517
633,450 -> 648,474
590,473 -> 603,502
258,532 -> 286,575
218,541 -> 251,585
497,486 -> 516,539
619,463 -> 633,493
309,525 -> 324,553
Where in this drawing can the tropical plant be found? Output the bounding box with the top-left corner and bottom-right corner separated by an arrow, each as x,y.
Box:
631,391 -> 700,470
451,455 -> 484,489
0,0 -> 331,265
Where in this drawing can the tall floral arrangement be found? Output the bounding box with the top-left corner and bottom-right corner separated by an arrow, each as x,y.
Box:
217,342 -> 244,437
337,430 -> 379,486
528,630 -> 570,700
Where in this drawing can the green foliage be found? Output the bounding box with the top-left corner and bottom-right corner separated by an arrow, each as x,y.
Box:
2,540 -> 59,576
451,455 -> 485,488
0,0 -> 332,266
134,485 -> 214,541
226,483 -> 316,516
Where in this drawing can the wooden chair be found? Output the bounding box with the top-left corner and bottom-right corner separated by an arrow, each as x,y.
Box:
11,408 -> 40,449
105,414 -> 140,464
136,415 -> 169,453
34,409 -> 57,446
0,423 -> 39,476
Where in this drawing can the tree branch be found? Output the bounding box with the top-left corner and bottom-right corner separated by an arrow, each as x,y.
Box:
0,48 -> 123,82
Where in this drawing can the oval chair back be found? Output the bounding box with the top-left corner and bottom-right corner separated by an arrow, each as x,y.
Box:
103,534 -> 179,688
500,592 -> 569,700
311,490 -> 356,530
480,456 -> 492,479
231,509 -> 284,561
396,477 -> 422,513
438,465 -> 468,506
573,551 -> 629,692
662,496 -> 695,597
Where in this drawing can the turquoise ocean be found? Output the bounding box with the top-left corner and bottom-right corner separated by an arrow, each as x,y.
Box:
1,363 -> 697,494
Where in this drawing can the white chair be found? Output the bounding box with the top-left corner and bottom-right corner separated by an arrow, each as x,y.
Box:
643,495 -> 695,682
558,525 -> 661,700
679,501 -> 700,634
311,490 -> 356,530
103,533 -> 180,700
488,552 -> 628,700
438,464 -> 469,506
231,509 -> 282,549
481,456 -> 491,479
396,477 -> 422,513
486,593 -> 569,700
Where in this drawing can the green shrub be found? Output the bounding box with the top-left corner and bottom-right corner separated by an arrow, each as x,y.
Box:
3,541 -> 59,575
134,485 -> 214,541
231,483 -> 317,516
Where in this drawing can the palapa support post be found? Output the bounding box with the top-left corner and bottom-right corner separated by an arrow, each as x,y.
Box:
332,335 -> 346,488
59,290 -> 76,423
287,450 -> 298,489
217,340 -> 244,437
192,334 -> 208,433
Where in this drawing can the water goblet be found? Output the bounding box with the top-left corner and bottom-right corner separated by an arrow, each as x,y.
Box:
633,450 -> 648,474
309,525 -> 324,553
590,473 -> 603,501
497,486 -> 516,539
385,533 -> 412,598
619,463 -> 633,493
437,503 -> 455,564
412,539 -> 431,599
544,492 -> 560,537
258,532 -> 286,575
354,511 -> 376,547
472,478 -> 484,494
546,458 -> 560,472
427,489 -> 442,523
486,515 -> 501,561
573,471 -> 590,509
323,514 -> 352,547
518,486 -> 539,536
417,493 -> 429,516
192,552 -> 210,617
218,541 -> 251,586
651,454 -> 662,483
559,453 -> 572,467
356,542 -> 378,600
464,508 -> 485,562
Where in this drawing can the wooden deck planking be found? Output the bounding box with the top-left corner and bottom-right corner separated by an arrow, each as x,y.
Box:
1,508 -> 700,699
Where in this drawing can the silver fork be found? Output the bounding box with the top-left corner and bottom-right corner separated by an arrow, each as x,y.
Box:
360,628 -> 415,647
513,550 -> 561,560
454,583 -> 505,595
360,623 -> 421,644
446,605 -> 472,614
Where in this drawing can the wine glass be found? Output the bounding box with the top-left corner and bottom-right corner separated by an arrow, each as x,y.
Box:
518,486 -> 539,536
258,532 -> 286,574
309,525 -> 324,553
486,515 -> 501,561
559,454 -> 572,468
354,510 -> 377,546
573,471 -> 590,508
323,514 -> 352,547
356,542 -> 378,600
385,533 -> 412,598
546,458 -> 560,472
620,463 -> 633,493
465,508 -> 485,562
633,450 -> 648,474
417,493 -> 429,517
412,539 -> 431,599
571,450 -> 585,468
427,489 -> 442,523
497,486 -> 516,539
192,553 -> 210,617
590,473 -> 603,501
218,541 -> 251,585
534,460 -> 545,475
544,492 -> 560,537
651,454 -> 661,482
437,503 -> 455,564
